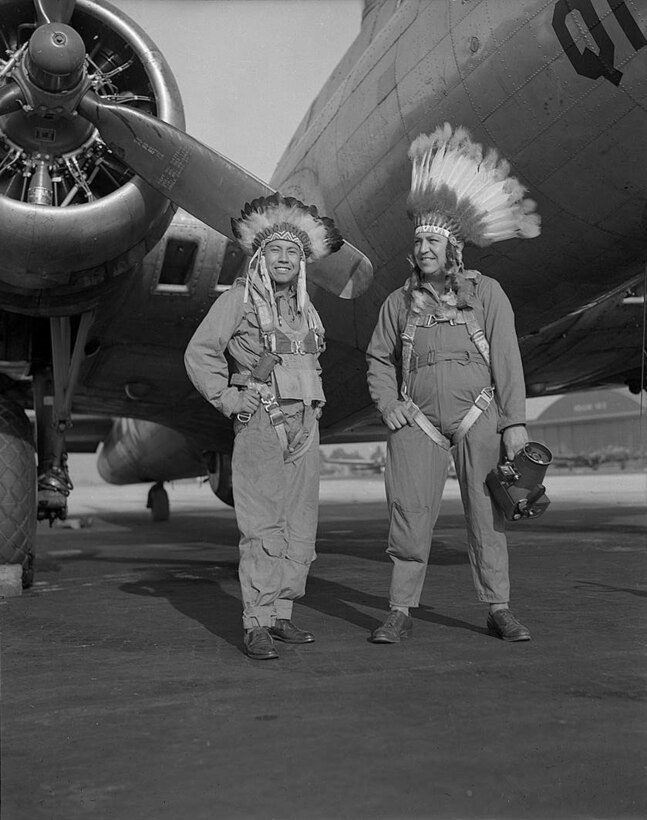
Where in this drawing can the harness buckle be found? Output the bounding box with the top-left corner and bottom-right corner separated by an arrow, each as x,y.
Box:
474,386 -> 495,411
290,339 -> 305,355
424,314 -> 437,328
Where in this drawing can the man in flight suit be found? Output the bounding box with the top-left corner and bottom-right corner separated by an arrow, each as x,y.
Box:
185,194 -> 343,659
366,124 -> 541,644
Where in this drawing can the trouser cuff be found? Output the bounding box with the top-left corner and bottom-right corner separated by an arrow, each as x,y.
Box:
242,607 -> 275,630
274,599 -> 293,620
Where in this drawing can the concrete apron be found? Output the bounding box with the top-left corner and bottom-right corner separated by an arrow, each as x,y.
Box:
1,471 -> 645,820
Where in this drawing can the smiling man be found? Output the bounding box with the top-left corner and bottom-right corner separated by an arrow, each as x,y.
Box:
185,194 -> 343,660
366,124 -> 541,646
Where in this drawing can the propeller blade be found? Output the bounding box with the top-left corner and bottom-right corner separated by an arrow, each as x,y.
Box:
0,83 -> 23,116
79,90 -> 273,236
34,0 -> 75,25
307,243 -> 373,299
78,92 -> 373,298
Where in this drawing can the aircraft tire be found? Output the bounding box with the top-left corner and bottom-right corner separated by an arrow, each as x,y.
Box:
147,482 -> 170,522
0,395 -> 36,587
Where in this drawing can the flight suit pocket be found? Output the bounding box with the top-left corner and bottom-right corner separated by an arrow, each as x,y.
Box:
262,536 -> 287,559
286,540 -> 316,567
387,502 -> 432,559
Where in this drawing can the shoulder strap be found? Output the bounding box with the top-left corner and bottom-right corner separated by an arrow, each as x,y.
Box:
400,310 -> 418,398
249,285 -> 277,352
464,310 -> 490,366
305,302 -> 325,350
453,270 -> 490,366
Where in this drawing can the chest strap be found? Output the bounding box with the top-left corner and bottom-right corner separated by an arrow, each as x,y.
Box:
272,329 -> 320,355
410,349 -> 476,372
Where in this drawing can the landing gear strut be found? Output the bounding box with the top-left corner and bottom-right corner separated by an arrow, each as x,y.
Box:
33,312 -> 93,526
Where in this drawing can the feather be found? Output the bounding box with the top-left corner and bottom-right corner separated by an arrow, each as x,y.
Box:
232,194 -> 343,260
407,123 -> 541,248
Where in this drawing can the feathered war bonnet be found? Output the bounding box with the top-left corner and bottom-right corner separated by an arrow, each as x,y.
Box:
231,193 -> 343,312
407,123 -> 541,268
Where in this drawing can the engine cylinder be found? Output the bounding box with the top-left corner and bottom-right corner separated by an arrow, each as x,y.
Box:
26,23 -> 85,91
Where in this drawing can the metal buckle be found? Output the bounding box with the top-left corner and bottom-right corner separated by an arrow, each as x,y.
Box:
474,387 -> 495,411
290,339 -> 304,354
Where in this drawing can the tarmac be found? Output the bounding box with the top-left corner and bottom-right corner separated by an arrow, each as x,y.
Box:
1,461 -> 646,820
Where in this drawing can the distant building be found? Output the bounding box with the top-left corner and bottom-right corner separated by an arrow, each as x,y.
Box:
527,389 -> 644,458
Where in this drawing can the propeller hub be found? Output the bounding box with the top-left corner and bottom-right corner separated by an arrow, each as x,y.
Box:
26,23 -> 85,92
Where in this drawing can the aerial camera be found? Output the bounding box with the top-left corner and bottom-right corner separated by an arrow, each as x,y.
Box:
486,442 -> 552,521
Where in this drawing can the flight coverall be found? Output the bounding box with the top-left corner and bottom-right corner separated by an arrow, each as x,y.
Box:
366,271 -> 526,607
184,280 -> 324,629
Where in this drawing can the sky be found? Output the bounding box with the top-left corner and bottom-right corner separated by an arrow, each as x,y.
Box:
110,0 -> 363,181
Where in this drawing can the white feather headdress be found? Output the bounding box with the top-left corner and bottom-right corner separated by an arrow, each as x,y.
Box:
407,123 -> 540,247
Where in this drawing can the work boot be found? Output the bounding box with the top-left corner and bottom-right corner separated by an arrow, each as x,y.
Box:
487,609 -> 531,642
243,627 -> 279,659
369,610 -> 413,643
268,619 -> 315,643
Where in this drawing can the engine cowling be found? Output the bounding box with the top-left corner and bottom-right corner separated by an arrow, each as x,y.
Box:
0,0 -> 185,315
97,417 -> 206,485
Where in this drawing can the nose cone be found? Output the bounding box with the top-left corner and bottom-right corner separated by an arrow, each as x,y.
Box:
27,23 -> 85,91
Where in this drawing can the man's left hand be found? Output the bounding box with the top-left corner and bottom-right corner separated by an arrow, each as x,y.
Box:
502,424 -> 528,461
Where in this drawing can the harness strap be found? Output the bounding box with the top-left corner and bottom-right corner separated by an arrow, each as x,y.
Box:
242,285 -> 324,456
249,286 -> 325,354
272,330 -> 320,355
284,406 -> 318,464
453,386 -> 495,442
410,349 -> 475,372
399,296 -> 494,448
235,379 -> 289,448
464,310 -> 490,366
400,316 -> 418,394
405,386 -> 495,449
403,398 -> 451,450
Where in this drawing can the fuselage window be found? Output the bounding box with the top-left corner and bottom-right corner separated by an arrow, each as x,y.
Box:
213,240 -> 246,292
156,238 -> 198,291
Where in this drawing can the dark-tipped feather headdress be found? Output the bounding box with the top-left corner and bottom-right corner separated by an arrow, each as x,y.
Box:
231,193 -> 343,261
231,193 -> 343,312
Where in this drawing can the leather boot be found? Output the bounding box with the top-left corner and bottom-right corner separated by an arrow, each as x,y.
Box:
369,610 -> 413,643
487,609 -> 531,641
244,626 -> 279,659
268,619 -> 315,643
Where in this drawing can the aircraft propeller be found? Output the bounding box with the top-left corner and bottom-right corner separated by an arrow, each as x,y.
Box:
0,0 -> 373,298
34,0 -> 75,26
